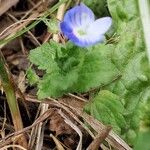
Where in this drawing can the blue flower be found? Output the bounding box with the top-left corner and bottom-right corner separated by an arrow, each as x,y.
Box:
60,3 -> 112,47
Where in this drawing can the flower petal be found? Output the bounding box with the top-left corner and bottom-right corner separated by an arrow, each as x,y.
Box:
60,3 -> 112,47
63,3 -> 95,28
69,33 -> 105,47
60,20 -> 106,47
60,21 -> 73,37
88,17 -> 112,35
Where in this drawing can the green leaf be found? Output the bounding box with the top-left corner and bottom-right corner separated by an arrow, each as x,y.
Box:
38,70 -> 78,99
139,89 -> 150,131
133,89 -> 150,149
27,68 -> 39,85
83,0 -> 109,17
28,42 -> 119,99
74,44 -> 120,92
105,0 -> 149,145
84,90 -> 126,133
29,41 -> 62,73
28,42 -> 85,98
134,131 -> 150,150
122,53 -> 149,92
108,0 -> 137,22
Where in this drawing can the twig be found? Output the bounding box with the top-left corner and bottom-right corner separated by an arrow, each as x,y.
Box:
68,93 -> 87,102
0,144 -> 27,150
87,126 -> 112,150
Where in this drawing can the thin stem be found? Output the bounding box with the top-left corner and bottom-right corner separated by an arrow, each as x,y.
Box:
53,0 -> 66,42
138,0 -> 150,63
76,0 -> 81,5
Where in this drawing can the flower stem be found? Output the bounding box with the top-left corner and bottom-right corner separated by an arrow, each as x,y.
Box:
53,0 -> 66,42
76,0 -> 81,5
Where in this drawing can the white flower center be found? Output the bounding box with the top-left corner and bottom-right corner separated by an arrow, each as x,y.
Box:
75,24 -> 90,38
77,29 -> 87,35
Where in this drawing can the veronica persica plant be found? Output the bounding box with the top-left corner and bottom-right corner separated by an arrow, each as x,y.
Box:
60,3 -> 112,47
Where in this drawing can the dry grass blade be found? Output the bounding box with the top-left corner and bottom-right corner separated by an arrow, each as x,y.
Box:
50,134 -> 65,150
0,12 -> 40,41
0,0 -> 59,48
56,98 -> 132,150
24,96 -> 132,150
59,110 -> 83,150
0,0 -> 43,39
0,144 -> 27,150
0,109 -> 53,148
0,0 -> 19,16
28,105 -> 42,149
79,111 -> 132,150
35,104 -> 49,150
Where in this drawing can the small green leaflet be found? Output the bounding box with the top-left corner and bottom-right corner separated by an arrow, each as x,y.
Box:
29,42 -> 59,73
84,90 -> 126,133
27,68 -> 39,85
83,0 -> 109,17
